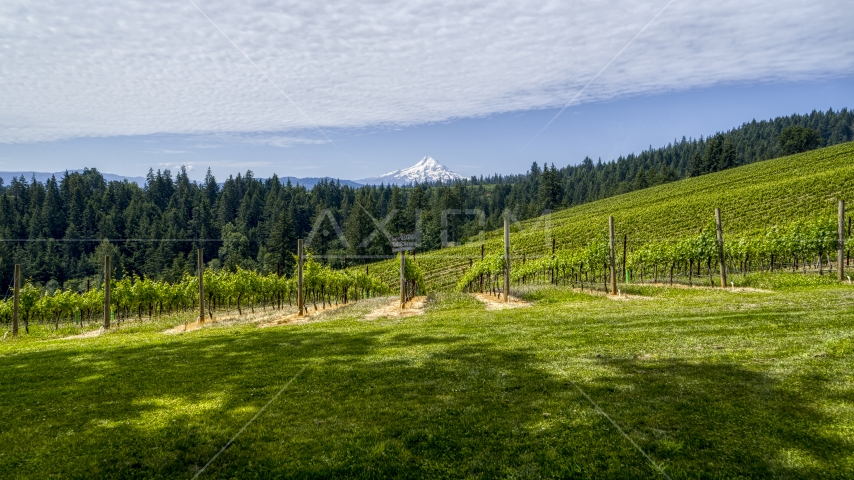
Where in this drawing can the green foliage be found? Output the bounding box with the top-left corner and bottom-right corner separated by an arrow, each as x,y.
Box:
19,282 -> 41,327
510,240 -> 610,286
0,263 -> 389,331
457,235 -> 617,292
778,125 -> 823,156
689,134 -> 738,176
626,217 -> 839,282
455,253 -> 505,292
456,215 -> 842,291
401,253 -> 426,292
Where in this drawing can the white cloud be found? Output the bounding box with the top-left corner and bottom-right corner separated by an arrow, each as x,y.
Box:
157,161 -> 193,172
147,149 -> 188,154
154,159 -> 271,171
204,160 -> 273,168
0,0 -> 851,143
190,132 -> 329,148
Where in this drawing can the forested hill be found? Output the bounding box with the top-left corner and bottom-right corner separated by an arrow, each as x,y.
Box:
0,108 -> 851,290
475,108 -> 852,212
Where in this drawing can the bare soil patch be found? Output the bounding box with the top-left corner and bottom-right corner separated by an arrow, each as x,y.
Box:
258,302 -> 348,328
162,306 -> 297,334
61,326 -> 105,340
607,294 -> 654,301
363,296 -> 428,321
728,287 -> 773,293
471,292 -> 531,310
164,318 -> 208,335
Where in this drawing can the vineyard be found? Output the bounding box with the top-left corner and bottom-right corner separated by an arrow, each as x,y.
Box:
354,251 -> 456,294
456,216 -> 845,293
0,256 -> 390,332
400,253 -> 427,304
368,142 -> 854,292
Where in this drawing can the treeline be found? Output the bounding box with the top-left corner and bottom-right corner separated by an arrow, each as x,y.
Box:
0,109 -> 850,291
0,167 -> 516,290
468,108 -> 852,217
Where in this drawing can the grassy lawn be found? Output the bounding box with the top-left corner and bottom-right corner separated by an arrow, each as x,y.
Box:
1,283 -> 853,478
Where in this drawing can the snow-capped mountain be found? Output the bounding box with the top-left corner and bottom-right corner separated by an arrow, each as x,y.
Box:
358,156 -> 463,185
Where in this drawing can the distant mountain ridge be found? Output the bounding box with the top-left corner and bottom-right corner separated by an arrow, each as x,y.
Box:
277,177 -> 363,189
0,171 -> 362,190
0,170 -> 147,187
358,156 -> 463,185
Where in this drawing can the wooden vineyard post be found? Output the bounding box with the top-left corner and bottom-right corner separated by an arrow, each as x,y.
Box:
297,239 -> 305,315
103,255 -> 111,329
480,243 -> 485,292
839,200 -> 845,281
400,251 -> 406,308
504,214 -> 510,303
390,234 -> 416,304
715,208 -> 726,288
609,216 -> 617,295
12,264 -> 20,336
198,248 -> 205,323
622,234 -> 628,284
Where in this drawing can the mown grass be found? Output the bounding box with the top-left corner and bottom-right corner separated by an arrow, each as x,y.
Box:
1,283 -> 853,478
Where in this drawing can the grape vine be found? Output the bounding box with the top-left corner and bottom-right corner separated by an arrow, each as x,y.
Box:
0,257 -> 390,332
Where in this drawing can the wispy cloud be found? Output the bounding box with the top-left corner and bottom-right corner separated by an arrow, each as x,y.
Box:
146,149 -> 189,154
288,164 -> 324,171
157,162 -> 194,172
210,160 -> 273,169
1,0 -> 852,143
191,133 -> 329,149
150,159 -> 274,173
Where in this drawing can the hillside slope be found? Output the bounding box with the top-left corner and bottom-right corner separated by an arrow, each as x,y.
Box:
363,142 -> 854,291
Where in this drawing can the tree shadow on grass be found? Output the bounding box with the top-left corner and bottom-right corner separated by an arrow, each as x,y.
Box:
204,337 -> 657,479
0,329 -> 851,479
0,329 -> 386,478
579,356 -> 854,479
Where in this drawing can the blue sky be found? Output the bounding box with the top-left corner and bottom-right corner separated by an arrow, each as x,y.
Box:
1,78 -> 851,181
1,1 -> 852,181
